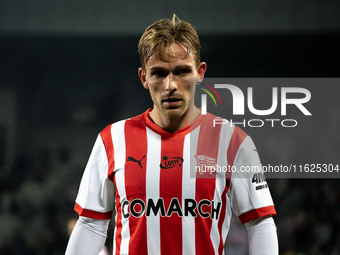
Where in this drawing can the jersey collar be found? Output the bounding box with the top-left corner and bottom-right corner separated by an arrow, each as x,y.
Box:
140,108 -> 206,141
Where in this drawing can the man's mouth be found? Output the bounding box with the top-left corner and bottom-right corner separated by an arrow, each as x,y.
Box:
162,97 -> 182,106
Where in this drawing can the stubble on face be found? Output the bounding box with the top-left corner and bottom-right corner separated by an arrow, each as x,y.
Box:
148,44 -> 197,120
139,42 -> 206,132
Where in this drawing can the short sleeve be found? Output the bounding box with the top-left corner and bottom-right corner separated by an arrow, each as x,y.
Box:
74,134 -> 115,220
229,136 -> 276,224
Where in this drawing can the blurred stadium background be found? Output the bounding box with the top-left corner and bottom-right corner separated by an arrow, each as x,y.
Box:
0,1 -> 340,254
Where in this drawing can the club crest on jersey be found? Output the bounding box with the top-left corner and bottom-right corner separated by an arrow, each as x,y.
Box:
195,155 -> 217,175
159,155 -> 184,169
195,155 -> 217,167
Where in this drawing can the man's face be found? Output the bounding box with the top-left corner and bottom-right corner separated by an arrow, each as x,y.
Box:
139,43 -> 206,121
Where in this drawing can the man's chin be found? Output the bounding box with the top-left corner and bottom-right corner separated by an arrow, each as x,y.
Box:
162,108 -> 186,119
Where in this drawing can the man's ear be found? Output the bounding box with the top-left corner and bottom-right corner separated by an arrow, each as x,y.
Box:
197,62 -> 207,81
138,67 -> 149,89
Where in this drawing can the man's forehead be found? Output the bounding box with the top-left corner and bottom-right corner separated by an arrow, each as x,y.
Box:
150,43 -> 190,60
164,43 -> 188,56
146,43 -> 194,68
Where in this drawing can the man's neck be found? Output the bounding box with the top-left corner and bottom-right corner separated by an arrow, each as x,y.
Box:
149,107 -> 200,133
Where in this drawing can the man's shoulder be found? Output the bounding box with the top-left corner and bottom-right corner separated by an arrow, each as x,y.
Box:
100,110 -> 148,134
204,112 -> 247,131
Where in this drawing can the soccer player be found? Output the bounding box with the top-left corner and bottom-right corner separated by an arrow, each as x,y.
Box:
65,15 -> 278,255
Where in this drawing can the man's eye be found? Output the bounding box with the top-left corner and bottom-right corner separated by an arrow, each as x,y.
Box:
174,69 -> 191,75
152,71 -> 168,77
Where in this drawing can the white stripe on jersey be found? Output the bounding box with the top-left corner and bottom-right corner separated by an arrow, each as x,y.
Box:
182,125 -> 199,255
111,120 -> 130,255
211,123 -> 235,254
145,127 -> 162,254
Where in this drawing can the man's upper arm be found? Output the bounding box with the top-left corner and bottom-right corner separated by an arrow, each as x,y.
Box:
75,130 -> 115,220
229,135 -> 276,224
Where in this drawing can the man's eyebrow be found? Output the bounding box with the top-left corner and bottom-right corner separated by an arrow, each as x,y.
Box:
149,66 -> 168,72
149,64 -> 193,72
172,65 -> 193,70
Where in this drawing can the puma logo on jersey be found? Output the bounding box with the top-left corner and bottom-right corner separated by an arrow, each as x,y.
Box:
159,155 -> 184,169
126,155 -> 146,169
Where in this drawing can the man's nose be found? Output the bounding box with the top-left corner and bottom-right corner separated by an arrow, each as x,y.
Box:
165,73 -> 177,91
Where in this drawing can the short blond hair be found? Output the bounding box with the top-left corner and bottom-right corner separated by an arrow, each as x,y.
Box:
138,14 -> 201,70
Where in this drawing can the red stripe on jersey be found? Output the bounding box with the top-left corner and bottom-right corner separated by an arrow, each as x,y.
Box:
74,203 -> 113,219
159,137 -> 184,255
227,125 -> 247,168
195,115 -> 222,255
238,205 -> 277,224
124,118 -> 148,254
100,125 -> 115,181
226,125 -> 247,188
113,178 -> 123,255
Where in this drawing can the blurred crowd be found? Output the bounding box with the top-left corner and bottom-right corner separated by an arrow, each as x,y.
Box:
0,148 -> 82,255
271,178 -> 340,254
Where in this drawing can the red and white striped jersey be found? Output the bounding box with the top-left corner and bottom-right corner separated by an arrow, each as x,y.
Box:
75,109 -> 276,255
